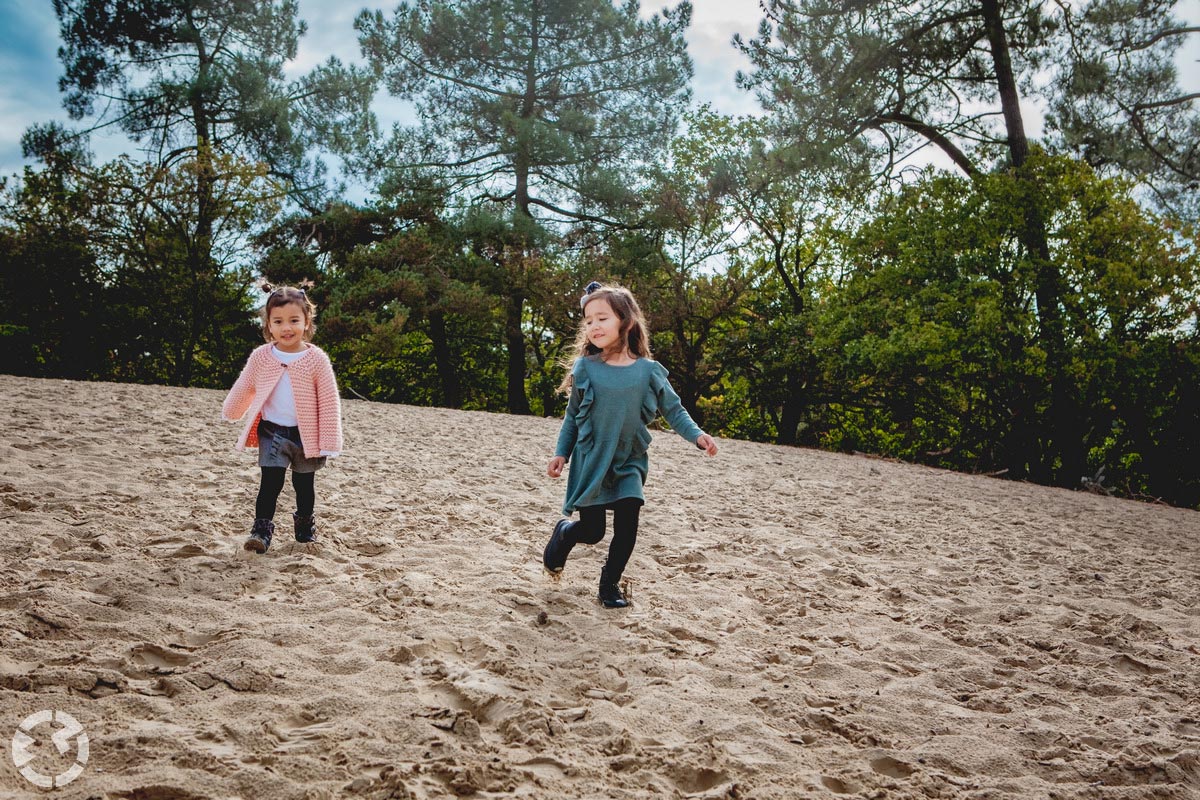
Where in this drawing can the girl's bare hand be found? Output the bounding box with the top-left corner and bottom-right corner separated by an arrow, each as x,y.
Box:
547,456 -> 566,477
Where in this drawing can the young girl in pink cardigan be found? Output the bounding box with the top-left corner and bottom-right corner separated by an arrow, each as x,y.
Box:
223,285 -> 343,553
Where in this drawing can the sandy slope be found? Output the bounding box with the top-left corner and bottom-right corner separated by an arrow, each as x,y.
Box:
0,373 -> 1197,800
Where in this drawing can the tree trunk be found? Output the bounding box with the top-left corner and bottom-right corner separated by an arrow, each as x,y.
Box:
428,309 -> 462,408
777,379 -> 804,445
980,0 -> 1082,485
774,243 -> 809,446
498,13 -> 541,416
505,291 -> 532,415
182,31 -> 216,388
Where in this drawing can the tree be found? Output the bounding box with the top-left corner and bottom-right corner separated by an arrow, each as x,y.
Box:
1049,0 -> 1200,218
718,113 -> 870,446
255,194 -> 519,410
89,151 -> 285,386
354,0 -> 694,413
319,227 -> 502,409
635,107 -> 752,422
0,137 -> 279,385
52,0 -> 372,202
816,155 -> 1199,499
817,168 -> 1038,472
0,143 -> 107,379
736,0 -> 1199,485
45,0 -> 373,384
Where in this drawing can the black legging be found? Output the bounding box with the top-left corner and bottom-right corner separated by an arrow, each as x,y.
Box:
255,467 -> 315,520
562,498 -> 642,580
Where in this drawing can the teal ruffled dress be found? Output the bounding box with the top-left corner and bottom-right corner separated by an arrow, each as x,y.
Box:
554,357 -> 704,515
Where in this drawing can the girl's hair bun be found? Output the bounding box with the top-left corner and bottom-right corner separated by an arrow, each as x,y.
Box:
260,282 -> 275,294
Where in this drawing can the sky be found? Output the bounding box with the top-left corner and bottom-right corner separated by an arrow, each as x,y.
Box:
1,0 -> 1198,184
0,0 -> 766,179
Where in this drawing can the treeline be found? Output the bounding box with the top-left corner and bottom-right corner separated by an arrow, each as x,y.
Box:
1,0 -> 1198,508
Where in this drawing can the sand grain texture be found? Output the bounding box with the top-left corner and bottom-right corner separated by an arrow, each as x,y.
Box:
1,374 -> 1198,799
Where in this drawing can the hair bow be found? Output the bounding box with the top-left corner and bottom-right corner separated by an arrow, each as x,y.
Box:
579,281 -> 602,309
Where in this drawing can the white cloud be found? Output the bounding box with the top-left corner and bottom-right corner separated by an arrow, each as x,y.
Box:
287,0 -> 368,75
645,0 -> 765,117
687,19 -> 761,117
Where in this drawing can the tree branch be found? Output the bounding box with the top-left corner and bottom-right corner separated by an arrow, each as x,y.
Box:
871,111 -> 979,176
525,195 -> 637,229
1134,92 -> 1200,111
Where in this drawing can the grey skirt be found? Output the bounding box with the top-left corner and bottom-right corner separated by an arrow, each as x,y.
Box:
257,419 -> 325,472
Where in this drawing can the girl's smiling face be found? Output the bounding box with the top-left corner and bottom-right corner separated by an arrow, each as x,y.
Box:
583,296 -> 624,353
268,301 -> 309,352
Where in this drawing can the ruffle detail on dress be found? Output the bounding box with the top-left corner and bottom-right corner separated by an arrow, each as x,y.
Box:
571,359 -> 595,454
632,426 -> 653,458
634,361 -> 669,455
642,362 -> 668,426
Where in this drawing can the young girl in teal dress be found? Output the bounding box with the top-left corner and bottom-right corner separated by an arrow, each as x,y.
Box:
545,281 -> 719,608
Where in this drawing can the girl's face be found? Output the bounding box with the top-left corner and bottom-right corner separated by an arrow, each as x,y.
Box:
583,296 -> 625,353
267,301 -> 309,352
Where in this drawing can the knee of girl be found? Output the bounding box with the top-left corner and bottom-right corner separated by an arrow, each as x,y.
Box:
573,521 -> 606,545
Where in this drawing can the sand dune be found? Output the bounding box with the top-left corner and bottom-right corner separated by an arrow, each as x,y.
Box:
1,373 -> 1198,799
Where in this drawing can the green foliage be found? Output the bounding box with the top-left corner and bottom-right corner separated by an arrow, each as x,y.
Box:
619,106 -> 755,423
1082,338 -> 1200,506
353,0 -> 695,413
738,0 -> 1200,483
695,374 -> 778,443
259,201 -> 509,409
640,266 -> 750,424
51,0 -> 371,208
718,276 -> 821,445
91,152 -> 282,387
739,0 -> 1200,211
0,148 -> 281,387
29,0 -> 372,385
355,0 -> 693,224
805,154 -> 1199,505
818,168 -> 1028,469
1047,0 -> 1200,218
0,151 -> 109,379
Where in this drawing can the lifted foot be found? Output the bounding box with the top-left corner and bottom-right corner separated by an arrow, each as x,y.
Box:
543,519 -> 574,576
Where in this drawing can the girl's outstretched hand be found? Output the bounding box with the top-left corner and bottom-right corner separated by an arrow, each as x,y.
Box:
547,456 -> 566,478
696,434 -> 719,457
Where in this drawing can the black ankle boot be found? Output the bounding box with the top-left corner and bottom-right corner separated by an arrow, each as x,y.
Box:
244,518 -> 274,553
598,566 -> 629,608
543,519 -> 575,574
293,512 -> 317,543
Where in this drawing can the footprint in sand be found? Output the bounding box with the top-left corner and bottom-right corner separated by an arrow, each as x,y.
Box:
821,775 -> 855,794
1109,653 -> 1168,675
870,755 -> 915,778
516,756 -> 572,780
266,714 -> 338,753
129,642 -> 193,671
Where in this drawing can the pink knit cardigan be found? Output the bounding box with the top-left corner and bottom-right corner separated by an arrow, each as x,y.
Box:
222,343 -> 343,458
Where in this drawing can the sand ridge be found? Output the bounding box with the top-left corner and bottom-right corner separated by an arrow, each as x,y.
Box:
0,374 -> 1198,798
